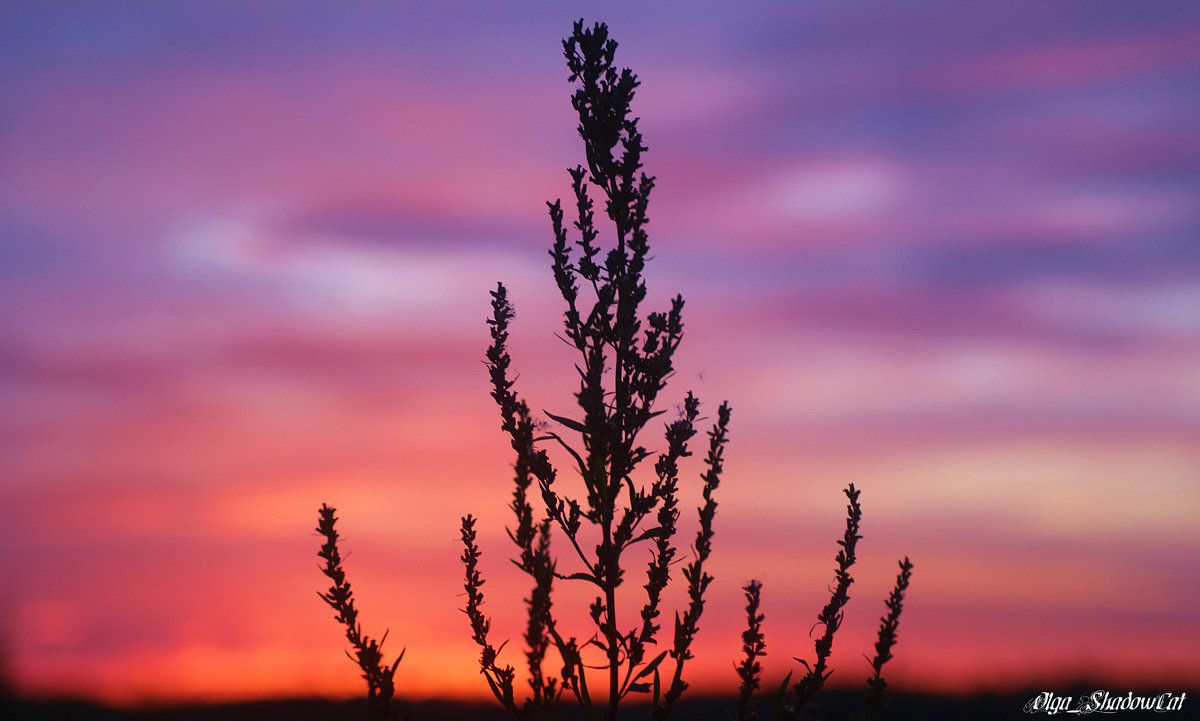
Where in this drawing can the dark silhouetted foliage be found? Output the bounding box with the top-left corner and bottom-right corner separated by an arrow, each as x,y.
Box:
315,19 -> 911,721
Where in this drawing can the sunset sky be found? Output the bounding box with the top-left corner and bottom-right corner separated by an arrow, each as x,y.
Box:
2,0 -> 1198,708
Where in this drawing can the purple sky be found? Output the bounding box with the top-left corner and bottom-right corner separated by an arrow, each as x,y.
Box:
2,0 -> 1199,705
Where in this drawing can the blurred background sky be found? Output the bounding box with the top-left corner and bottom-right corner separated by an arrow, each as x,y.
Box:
2,0 -> 1198,707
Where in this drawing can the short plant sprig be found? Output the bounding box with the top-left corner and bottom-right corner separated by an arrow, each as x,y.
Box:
460,514 -> 524,716
315,504 -> 403,721
654,402 -> 730,720
792,485 -> 863,715
864,558 -> 914,719
736,581 -> 767,721
758,487 -> 913,721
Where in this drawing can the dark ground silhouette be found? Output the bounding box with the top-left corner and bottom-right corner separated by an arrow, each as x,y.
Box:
4,687 -> 1196,721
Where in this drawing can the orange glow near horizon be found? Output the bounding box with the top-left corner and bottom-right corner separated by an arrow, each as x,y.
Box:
8,451 -> 1199,707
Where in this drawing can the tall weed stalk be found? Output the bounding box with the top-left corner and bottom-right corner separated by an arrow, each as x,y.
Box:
465,20 -> 731,720
315,19 -> 912,721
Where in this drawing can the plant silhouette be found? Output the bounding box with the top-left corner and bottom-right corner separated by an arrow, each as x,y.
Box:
316,19 -> 912,721
316,504 -> 405,721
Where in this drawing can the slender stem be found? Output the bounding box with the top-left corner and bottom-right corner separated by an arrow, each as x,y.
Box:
606,547 -> 620,721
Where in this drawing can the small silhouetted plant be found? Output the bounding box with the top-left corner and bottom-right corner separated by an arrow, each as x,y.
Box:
316,504 -> 405,721
791,485 -> 865,716
752,488 -> 914,721
314,18 -> 912,721
736,581 -> 767,721
864,557 -> 914,720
